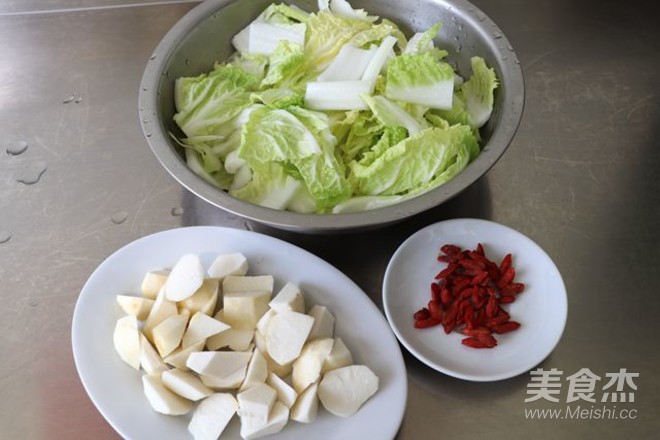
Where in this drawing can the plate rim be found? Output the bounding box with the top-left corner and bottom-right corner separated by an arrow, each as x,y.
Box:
382,218 -> 568,382
71,225 -> 407,439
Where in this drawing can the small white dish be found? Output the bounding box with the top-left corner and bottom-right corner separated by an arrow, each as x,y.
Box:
72,226 -> 407,439
383,218 -> 567,382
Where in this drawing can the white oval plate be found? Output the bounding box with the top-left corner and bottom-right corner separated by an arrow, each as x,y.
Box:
383,218 -> 567,382
72,226 -> 406,440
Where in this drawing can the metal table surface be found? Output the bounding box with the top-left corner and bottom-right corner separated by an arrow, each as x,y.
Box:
1,0 -> 659,438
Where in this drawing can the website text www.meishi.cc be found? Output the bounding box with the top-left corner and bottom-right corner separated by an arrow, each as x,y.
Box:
524,405 -> 638,420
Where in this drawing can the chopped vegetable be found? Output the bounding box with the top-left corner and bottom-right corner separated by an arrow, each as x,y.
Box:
385,52 -> 455,109
173,0 -> 499,213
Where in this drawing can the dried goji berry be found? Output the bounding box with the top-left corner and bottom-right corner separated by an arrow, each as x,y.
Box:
458,299 -> 472,315
461,326 -> 491,337
474,296 -> 487,309
466,250 -> 485,261
471,288 -> 481,304
442,305 -> 458,332
451,276 -> 472,294
474,308 -> 487,326
414,317 -> 442,328
441,244 -> 462,255
428,300 -> 443,320
501,282 -> 525,296
499,295 -> 515,304
497,266 -> 516,290
492,321 -> 521,334
487,261 -> 500,282
461,337 -> 490,349
457,287 -> 474,301
459,259 -> 486,270
463,307 -> 475,328
470,271 -> 489,286
435,263 -> 458,279
477,333 -> 498,348
417,243 -> 524,348
413,308 -> 430,321
499,253 -> 512,275
440,286 -> 452,306
486,297 -> 499,318
431,282 -> 442,302
486,310 -> 511,327
437,254 -> 456,263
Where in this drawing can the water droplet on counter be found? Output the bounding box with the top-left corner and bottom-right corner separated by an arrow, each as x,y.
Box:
16,163 -> 47,185
111,210 -> 128,225
457,23 -> 463,31
170,207 -> 184,216
62,95 -> 75,104
74,96 -> 82,104
0,231 -> 11,243
456,44 -> 462,52
150,53 -> 157,60
507,43 -> 514,51
502,55 -> 508,61
142,87 -> 148,92
146,133 -> 152,138
6,140 -> 28,156
493,32 -> 503,39
29,300 -> 39,307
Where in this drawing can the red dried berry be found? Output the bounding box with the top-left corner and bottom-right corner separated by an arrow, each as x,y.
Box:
459,259 -> 486,271
440,286 -> 452,306
413,308 -> 430,321
477,333 -> 498,348
461,326 -> 491,337
499,253 -> 512,275
437,254 -> 456,263
497,266 -> 516,290
417,243 -> 524,348
431,282 -> 442,302
470,271 -> 489,286
461,337 -> 490,349
428,300 -> 443,320
440,244 -> 462,255
501,282 -> 525,296
435,263 -> 458,279
486,297 -> 499,318
414,317 -> 442,328
498,295 -> 515,304
492,321 -> 521,334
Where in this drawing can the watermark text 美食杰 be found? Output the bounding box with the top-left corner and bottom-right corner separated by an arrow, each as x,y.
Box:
522,368 -> 639,420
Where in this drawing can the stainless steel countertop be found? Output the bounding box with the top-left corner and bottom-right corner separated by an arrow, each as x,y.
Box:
1,0 -> 659,438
